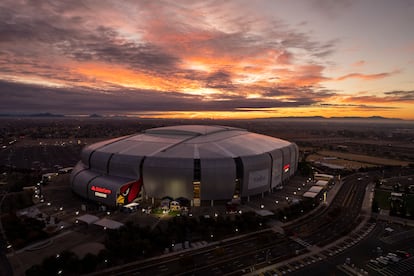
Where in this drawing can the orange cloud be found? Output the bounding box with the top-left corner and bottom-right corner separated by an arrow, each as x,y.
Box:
336,71 -> 398,81
76,63 -> 197,92
281,65 -> 328,86
338,91 -> 414,105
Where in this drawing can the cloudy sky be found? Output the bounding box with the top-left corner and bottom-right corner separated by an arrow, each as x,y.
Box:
1,0 -> 413,119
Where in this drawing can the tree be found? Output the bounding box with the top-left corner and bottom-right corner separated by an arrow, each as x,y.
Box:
371,199 -> 379,213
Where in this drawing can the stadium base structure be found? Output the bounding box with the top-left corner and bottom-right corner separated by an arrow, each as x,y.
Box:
70,125 -> 298,207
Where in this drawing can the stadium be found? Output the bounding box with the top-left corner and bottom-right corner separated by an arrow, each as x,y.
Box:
70,125 -> 298,207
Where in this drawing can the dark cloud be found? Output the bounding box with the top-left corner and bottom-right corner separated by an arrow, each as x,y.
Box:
205,71 -> 234,89
0,80 -> 325,114
0,0 -> 343,116
0,1 -> 179,74
319,103 -> 398,110
0,0 -> 336,77
256,86 -> 336,109
383,90 -> 414,101
58,26 -> 179,72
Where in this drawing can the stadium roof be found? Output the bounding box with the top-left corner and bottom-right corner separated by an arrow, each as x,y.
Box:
145,125 -> 240,136
89,125 -> 292,159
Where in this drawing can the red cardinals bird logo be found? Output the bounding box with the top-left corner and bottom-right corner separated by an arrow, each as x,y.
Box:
117,178 -> 142,205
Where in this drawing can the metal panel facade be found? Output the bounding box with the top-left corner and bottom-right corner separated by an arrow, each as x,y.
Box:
269,150 -> 283,188
72,169 -> 100,199
70,161 -> 86,187
108,154 -> 142,179
80,137 -> 128,166
89,150 -> 112,173
200,158 -> 236,200
143,157 -> 193,199
241,154 -> 271,196
289,144 -> 297,177
293,144 -> 299,171
281,147 -> 291,182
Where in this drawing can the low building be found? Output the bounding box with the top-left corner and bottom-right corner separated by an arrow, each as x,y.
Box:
315,180 -> 329,189
314,173 -> 334,182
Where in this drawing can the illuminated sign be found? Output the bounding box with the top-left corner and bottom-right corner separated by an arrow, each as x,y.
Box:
94,192 -> 108,198
283,164 -> 290,173
91,185 -> 112,195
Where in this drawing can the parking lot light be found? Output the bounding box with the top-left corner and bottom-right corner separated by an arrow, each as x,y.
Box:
56,254 -> 60,258
214,213 -> 218,217
235,228 -> 239,232
106,211 -> 111,215
275,200 -> 279,204
47,202 -> 51,206
59,207 -> 63,211
260,204 -> 264,209
75,211 -> 79,215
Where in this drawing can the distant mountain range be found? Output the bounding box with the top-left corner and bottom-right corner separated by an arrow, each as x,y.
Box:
0,113 -> 406,121
261,116 -> 403,121
0,112 -> 65,117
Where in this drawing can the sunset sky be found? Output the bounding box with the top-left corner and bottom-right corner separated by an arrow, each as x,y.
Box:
1,0 -> 413,119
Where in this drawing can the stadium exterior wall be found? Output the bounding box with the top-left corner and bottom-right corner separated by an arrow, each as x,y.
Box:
70,125 -> 299,207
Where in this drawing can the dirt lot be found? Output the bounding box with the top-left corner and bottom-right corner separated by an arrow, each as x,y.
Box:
307,150 -> 410,170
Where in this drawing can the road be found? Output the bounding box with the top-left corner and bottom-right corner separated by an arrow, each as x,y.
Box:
87,229 -> 305,276
87,173 -> 376,275
284,173 -> 372,247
